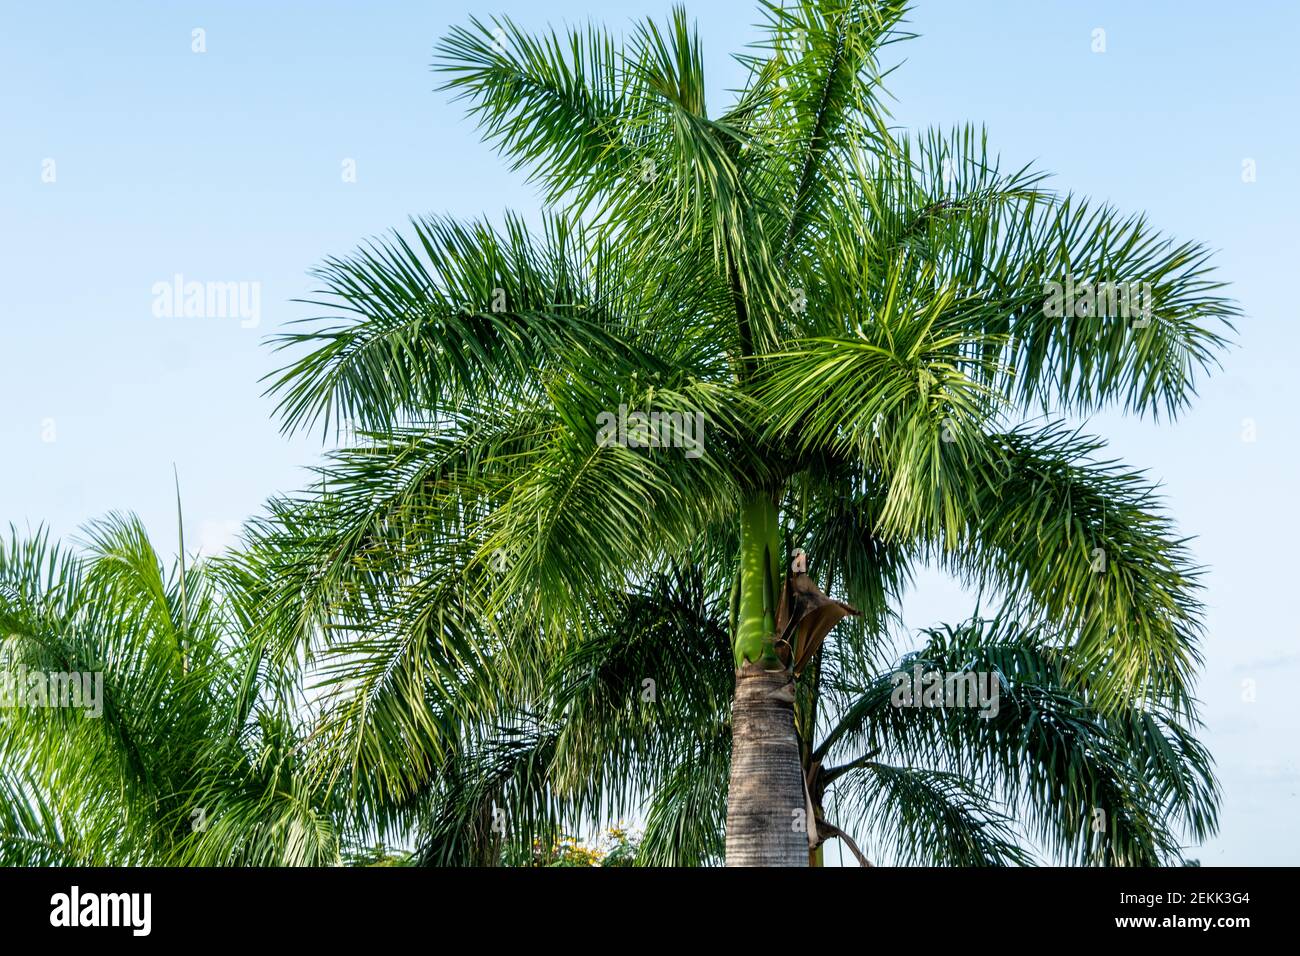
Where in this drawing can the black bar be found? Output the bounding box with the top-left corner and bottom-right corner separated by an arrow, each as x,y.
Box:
0,866 -> 1281,942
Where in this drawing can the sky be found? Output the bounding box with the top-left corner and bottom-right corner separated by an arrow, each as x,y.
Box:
2,1 -> 1297,865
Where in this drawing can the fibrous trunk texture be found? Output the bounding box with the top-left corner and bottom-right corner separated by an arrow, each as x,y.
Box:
725,662 -> 809,867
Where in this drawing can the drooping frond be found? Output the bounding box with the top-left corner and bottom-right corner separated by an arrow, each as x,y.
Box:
832,762 -> 1032,866
818,613 -> 1217,864
799,124 -> 1237,418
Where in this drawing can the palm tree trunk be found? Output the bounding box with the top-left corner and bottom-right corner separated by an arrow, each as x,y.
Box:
725,662 -> 808,866
725,491 -> 808,866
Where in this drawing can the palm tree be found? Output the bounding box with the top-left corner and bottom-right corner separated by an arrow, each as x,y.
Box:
257,0 -> 1235,865
0,517 -> 339,866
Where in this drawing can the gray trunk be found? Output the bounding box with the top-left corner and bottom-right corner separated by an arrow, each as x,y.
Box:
724,662 -> 808,866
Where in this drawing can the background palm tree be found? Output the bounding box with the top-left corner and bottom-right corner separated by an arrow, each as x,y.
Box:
0,517 -> 339,866
253,0 -> 1235,865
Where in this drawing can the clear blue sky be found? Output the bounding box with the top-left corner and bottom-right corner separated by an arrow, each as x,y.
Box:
2,1 -> 1296,864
